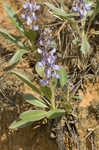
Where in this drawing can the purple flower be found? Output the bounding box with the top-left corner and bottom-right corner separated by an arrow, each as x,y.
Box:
27,16 -> 32,25
53,65 -> 60,70
32,25 -> 39,31
31,12 -> 37,20
37,61 -> 43,66
36,28 -> 60,85
23,2 -> 29,9
40,40 -> 43,46
52,72 -> 60,79
21,0 -> 40,30
40,79 -> 48,85
45,68 -> 51,79
20,14 -> 26,19
72,0 -> 91,17
33,3 -> 40,10
50,48 -> 56,54
37,48 -> 42,54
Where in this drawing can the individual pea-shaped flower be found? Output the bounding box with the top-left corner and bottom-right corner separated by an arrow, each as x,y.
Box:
72,0 -> 91,17
22,1 -> 29,9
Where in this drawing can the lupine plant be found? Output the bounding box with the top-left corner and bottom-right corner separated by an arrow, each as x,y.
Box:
1,0 -> 98,130
9,26 -> 68,128
8,1 -> 68,129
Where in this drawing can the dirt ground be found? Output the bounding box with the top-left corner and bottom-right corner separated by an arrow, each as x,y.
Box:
0,0 -> 99,150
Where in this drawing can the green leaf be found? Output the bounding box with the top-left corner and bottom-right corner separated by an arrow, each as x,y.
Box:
20,110 -> 47,121
24,30 -> 36,41
40,85 -> 52,100
46,109 -> 65,119
58,66 -> 67,87
44,2 -> 77,20
35,63 -> 45,78
0,28 -> 24,48
8,49 -> 28,66
10,71 -> 41,95
80,34 -> 90,54
23,93 -> 48,108
9,120 -> 32,129
3,4 -> 24,33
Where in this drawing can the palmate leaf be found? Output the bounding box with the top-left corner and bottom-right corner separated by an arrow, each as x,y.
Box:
80,34 -> 90,54
23,93 -> 48,108
10,71 -> 41,95
46,109 -> 65,119
20,110 -> 47,121
3,4 -> 24,34
58,66 -> 67,87
8,49 -> 28,66
0,28 -> 24,48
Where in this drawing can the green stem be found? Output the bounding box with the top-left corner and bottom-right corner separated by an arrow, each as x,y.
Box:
50,82 -> 55,109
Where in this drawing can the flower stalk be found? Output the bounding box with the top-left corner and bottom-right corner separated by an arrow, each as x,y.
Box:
50,81 -> 55,109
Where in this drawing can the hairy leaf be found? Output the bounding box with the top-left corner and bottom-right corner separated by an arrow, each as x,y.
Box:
0,28 -> 24,48
9,120 -> 32,129
47,109 -> 65,119
8,49 -> 28,66
3,4 -> 24,33
44,2 -> 78,20
58,66 -> 67,87
35,63 -> 45,78
10,71 -> 41,95
40,85 -> 52,100
20,110 -> 47,121
80,34 -> 90,54
24,93 -> 48,108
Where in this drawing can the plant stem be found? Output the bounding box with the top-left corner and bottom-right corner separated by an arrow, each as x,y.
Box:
50,82 -> 55,109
